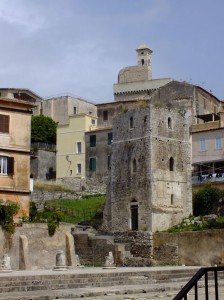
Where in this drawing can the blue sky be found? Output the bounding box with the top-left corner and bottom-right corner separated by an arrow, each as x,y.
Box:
0,0 -> 223,102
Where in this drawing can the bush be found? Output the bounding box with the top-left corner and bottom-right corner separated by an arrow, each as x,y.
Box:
47,210 -> 64,236
0,200 -> 19,235
193,184 -> 221,216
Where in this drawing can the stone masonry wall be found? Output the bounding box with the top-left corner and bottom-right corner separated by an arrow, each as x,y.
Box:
153,230 -> 224,266
104,105 -> 192,232
114,231 -> 153,259
0,224 -> 75,270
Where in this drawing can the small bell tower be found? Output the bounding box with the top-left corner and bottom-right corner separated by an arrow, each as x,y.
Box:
136,44 -> 153,79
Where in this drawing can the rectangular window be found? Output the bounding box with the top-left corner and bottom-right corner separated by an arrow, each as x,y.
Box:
76,142 -> 82,154
77,163 -> 81,174
0,114 -> 9,133
90,135 -> 96,147
89,157 -> 96,171
91,119 -> 96,125
108,132 -> 113,145
215,136 -> 222,150
103,110 -> 108,121
73,107 -> 77,114
200,137 -> 206,152
0,156 -> 14,175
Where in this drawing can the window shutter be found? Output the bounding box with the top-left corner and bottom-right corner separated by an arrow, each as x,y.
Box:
7,157 -> 14,175
0,115 -> 9,133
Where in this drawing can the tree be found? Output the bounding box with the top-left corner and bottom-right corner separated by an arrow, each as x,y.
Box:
193,184 -> 221,216
31,115 -> 57,144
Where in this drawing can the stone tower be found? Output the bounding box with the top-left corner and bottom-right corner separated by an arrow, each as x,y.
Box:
103,105 -> 192,232
113,44 -> 173,101
136,44 -> 153,79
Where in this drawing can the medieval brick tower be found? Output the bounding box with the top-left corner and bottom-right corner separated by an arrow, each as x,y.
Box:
103,105 -> 192,232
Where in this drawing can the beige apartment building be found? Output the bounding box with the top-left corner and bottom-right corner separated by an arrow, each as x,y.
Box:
0,97 -> 34,217
42,95 -> 97,125
192,111 -> 224,183
56,113 -> 97,190
0,88 -> 42,115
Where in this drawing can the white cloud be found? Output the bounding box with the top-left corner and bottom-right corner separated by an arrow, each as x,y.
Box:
0,0 -> 46,33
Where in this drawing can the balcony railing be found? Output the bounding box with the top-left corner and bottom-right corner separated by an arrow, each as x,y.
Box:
173,266 -> 224,300
192,174 -> 224,185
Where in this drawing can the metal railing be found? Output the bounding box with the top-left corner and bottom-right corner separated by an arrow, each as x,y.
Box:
192,175 -> 224,185
173,266 -> 224,300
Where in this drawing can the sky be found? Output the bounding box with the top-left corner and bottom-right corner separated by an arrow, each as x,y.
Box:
0,0 -> 224,103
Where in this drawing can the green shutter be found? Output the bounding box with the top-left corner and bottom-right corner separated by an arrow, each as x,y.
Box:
89,157 -> 96,171
108,132 -> 113,145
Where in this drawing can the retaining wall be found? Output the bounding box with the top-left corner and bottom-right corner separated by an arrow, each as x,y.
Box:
153,229 -> 224,266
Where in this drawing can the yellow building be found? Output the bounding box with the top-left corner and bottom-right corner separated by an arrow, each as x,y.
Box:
0,97 -> 34,217
56,113 -> 97,189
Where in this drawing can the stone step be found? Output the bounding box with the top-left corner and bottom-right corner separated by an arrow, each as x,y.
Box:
0,282 -> 194,300
0,273 -> 195,292
0,267 -> 199,297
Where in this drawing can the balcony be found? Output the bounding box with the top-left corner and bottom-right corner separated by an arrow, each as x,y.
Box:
192,173 -> 224,184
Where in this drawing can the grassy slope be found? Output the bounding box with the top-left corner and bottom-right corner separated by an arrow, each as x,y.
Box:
43,195 -> 106,224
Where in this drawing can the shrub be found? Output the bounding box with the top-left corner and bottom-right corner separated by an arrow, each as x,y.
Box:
47,210 -> 64,236
193,184 -> 221,216
0,200 -> 19,235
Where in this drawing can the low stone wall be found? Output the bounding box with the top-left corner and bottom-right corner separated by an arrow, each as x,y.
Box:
114,231 -> 153,259
31,191 -> 81,209
0,223 -> 76,270
31,190 -> 106,210
123,257 -> 153,267
153,243 -> 178,266
153,229 -> 224,266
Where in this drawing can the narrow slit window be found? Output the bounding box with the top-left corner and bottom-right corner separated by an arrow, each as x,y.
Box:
169,157 -> 174,171
168,117 -> 172,129
132,158 -> 137,173
129,117 -> 133,129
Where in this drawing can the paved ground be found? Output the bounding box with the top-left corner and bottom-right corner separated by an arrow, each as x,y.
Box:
58,286 -> 224,299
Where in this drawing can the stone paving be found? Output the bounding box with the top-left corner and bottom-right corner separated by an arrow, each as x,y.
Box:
59,286 -> 224,299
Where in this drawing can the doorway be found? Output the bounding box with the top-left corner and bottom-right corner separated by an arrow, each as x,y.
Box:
130,204 -> 139,230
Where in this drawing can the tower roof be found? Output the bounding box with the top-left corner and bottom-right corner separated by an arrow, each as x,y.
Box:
137,44 -> 153,53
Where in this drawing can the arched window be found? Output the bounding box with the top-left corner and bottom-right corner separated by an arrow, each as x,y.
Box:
132,158 -> 137,173
129,117 -> 133,129
169,157 -> 174,171
168,117 -> 172,129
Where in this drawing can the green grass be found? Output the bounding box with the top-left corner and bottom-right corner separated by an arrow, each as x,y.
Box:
34,180 -> 73,192
31,194 -> 106,224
